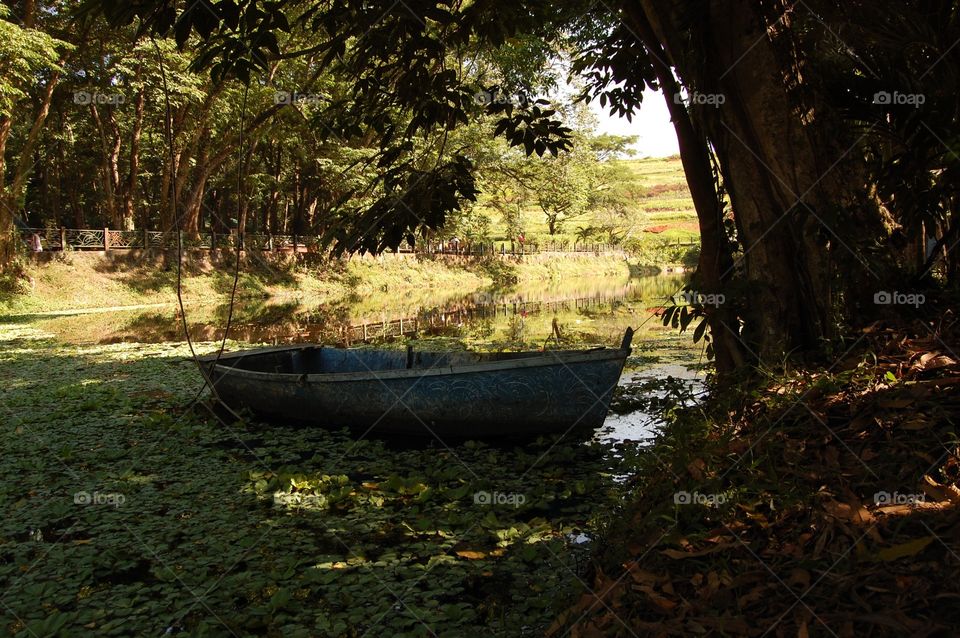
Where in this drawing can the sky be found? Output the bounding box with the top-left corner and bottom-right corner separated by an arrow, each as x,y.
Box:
588,88 -> 680,158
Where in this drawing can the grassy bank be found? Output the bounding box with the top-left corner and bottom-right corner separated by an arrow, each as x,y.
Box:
0,252 -> 630,315
558,318 -> 960,636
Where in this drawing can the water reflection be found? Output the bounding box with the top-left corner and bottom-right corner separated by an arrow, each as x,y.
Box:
598,363 -> 706,444
36,274 -> 691,352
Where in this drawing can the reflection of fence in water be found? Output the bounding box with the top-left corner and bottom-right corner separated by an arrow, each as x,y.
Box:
340,294 -> 624,343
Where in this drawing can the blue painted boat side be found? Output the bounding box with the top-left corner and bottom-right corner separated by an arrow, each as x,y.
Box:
201,328 -> 633,437
209,355 -> 625,436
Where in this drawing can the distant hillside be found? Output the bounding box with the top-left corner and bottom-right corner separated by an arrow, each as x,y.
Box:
618,155 -> 698,241
482,154 -> 698,247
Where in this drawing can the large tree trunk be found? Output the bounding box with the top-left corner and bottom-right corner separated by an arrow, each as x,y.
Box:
0,70 -> 61,269
640,0 -> 890,364
626,5 -> 746,374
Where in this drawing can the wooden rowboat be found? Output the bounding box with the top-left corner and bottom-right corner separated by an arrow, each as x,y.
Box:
199,328 -> 633,437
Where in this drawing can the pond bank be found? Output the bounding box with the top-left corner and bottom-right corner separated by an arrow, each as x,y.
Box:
1,250 -> 634,315
558,317 -> 960,637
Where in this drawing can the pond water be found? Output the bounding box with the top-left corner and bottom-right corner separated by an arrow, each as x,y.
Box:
31,272 -> 706,443
1,273 -> 710,636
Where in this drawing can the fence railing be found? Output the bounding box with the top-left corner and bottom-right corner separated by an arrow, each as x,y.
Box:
19,227 -> 628,256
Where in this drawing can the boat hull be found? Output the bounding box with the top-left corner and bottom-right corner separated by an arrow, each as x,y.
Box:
200,332 -> 632,437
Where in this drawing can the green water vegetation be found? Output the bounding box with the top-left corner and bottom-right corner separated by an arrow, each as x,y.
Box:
0,320 -> 673,637
0,272 -> 704,636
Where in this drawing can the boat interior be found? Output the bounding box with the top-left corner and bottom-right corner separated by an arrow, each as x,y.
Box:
211,345 -> 606,375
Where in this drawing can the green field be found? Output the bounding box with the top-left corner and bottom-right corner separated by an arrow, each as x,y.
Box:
620,155 -> 698,236
481,154 -> 698,249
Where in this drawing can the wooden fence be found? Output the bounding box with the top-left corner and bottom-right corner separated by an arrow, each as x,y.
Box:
19,227 -> 631,256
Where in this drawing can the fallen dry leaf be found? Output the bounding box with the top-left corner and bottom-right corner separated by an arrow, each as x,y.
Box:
660,542 -> 738,559
871,536 -> 935,562
687,458 -> 706,480
877,397 -> 914,409
624,562 -> 658,585
921,475 -> 960,504
634,584 -> 677,612
915,352 -> 957,371
822,498 -> 874,524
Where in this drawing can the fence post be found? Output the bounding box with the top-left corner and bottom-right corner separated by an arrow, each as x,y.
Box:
142,228 -> 149,249
211,230 -> 216,251
60,227 -> 67,251
103,227 -> 110,251
293,234 -> 299,253
268,234 -> 275,252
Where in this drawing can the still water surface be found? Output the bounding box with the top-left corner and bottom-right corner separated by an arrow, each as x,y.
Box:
32,273 -> 706,442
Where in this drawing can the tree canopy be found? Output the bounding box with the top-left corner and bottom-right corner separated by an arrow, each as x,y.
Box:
2,0 -> 958,374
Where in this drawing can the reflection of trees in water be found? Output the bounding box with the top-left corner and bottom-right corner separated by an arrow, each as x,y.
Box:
492,274 -> 686,307
67,275 -> 690,347
97,295 -> 626,346
98,303 -> 349,345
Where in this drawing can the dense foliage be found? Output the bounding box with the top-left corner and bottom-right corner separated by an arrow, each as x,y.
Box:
3,0 -> 959,368
0,0 -> 640,254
